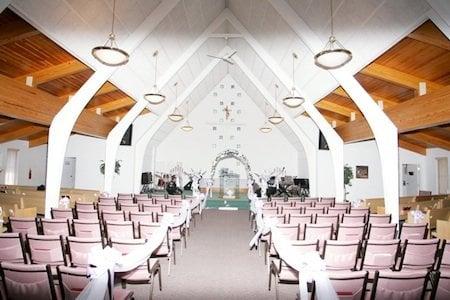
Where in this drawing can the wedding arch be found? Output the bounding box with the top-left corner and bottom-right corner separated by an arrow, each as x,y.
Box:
209,149 -> 253,179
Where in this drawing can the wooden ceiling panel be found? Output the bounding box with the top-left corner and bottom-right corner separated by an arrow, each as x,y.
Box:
354,73 -> 415,102
37,69 -> 93,97
86,90 -> 130,109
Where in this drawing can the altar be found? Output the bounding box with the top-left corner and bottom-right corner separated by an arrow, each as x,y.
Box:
219,168 -> 240,199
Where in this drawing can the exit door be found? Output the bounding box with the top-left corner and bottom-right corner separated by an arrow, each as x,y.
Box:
61,157 -> 76,188
402,164 -> 419,196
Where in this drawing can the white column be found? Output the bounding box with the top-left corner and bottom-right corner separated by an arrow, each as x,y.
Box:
43,0 -> 180,217
104,99 -> 148,193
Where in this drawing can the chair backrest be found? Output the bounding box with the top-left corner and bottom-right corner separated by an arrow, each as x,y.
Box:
321,270 -> 368,300
294,202 -> 312,209
273,201 -> 292,208
26,234 -> 66,266
97,198 -> 116,205
0,262 -> 57,300
104,221 -> 134,239
134,194 -> 149,201
110,238 -> 146,255
327,207 -> 347,220
304,223 -> 333,242
361,239 -> 400,271
154,198 -> 172,205
51,208 -> 73,220
315,203 -> 332,211
282,207 -> 302,216
129,211 -> 153,225
0,233 -> 27,263
41,218 -> 71,236
304,207 -> 325,216
8,217 -> 38,235
101,210 -> 126,222
437,269 -> 450,300
334,202 -> 351,212
323,240 -> 361,270
315,214 -> 339,230
350,207 -> 369,216
75,202 -> 95,210
138,222 -> 170,255
274,224 -> 300,240
119,203 -> 140,215
165,205 -> 183,215
117,198 -> 134,206
75,209 -> 99,220
97,202 -> 117,212
438,240 -> 450,270
304,197 -> 319,205
399,223 -> 428,241
369,214 -> 391,224
270,197 -> 284,202
371,270 -> 428,299
276,240 -> 319,276
66,236 -> 103,267
337,223 -> 366,241
320,197 -> 336,206
57,266 -> 90,300
136,198 -> 153,207
118,193 -> 133,199
288,214 -> 312,238
400,239 -> 439,270
264,214 -> 285,224
342,214 -> 366,224
72,219 -> 102,238
262,207 -> 279,216
367,223 -> 397,240
142,204 -> 163,214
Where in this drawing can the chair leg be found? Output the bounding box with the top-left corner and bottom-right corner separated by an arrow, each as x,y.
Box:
275,277 -> 279,300
268,266 -> 273,291
172,241 -> 177,265
158,267 -> 162,291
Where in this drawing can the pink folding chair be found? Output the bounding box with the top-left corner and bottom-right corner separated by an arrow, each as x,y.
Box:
102,210 -> 126,222
262,207 -> 279,217
41,218 -> 71,236
305,207 -> 325,216
293,202 -> 312,210
0,262 -> 57,300
320,197 -> 336,206
399,223 -> 428,241
110,238 -> 162,296
75,209 -> 99,220
118,193 -> 133,199
371,270 -> 429,299
315,214 -> 339,233
367,223 -> 397,240
136,197 -> 153,207
282,207 -> 302,216
436,269 -> 450,299
165,205 -> 183,215
304,197 -> 319,206
398,238 -> 439,271
350,207 -> 369,217
75,202 -> 95,210
264,214 -> 285,225
342,214 -> 366,224
57,266 -> 133,300
142,204 -> 164,214
304,223 -> 333,253
288,214 -> 311,238
273,201 -> 292,208
119,203 -> 140,217
269,240 -> 319,295
437,240 -> 450,270
72,219 -> 102,238
97,202 -> 117,212
26,234 -> 67,267
361,239 -> 400,276
323,240 -> 361,270
265,224 -> 299,265
368,214 -> 391,224
337,223 -> 366,241
66,236 -> 103,267
327,207 -> 347,222
315,203 -> 331,213
8,217 -> 38,235
334,202 -> 351,212
0,233 -> 27,263
51,208 -> 73,220
98,197 -> 116,205
117,198 -> 134,206
313,270 -> 368,300
154,198 -> 172,206
129,211 -> 154,226
270,197 -> 285,202
139,223 -> 174,274
104,221 -> 135,239
134,194 -> 149,201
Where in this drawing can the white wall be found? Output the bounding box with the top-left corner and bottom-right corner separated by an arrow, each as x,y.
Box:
147,76 -> 301,186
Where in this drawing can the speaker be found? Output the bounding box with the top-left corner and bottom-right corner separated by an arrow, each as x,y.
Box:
141,172 -> 152,185
299,178 -> 309,189
120,125 -> 133,146
318,130 -> 329,150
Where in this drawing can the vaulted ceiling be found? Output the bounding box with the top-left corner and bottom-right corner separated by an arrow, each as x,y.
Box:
0,0 -> 449,155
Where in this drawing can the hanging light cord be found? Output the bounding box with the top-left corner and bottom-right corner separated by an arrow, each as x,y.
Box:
274,84 -> 278,110
330,0 -> 334,37
111,0 -> 116,38
153,51 -> 158,89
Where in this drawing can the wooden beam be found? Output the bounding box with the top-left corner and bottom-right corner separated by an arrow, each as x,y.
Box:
0,125 -> 46,143
15,60 -> 88,86
335,86 -> 450,142
360,63 -> 445,92
403,132 -> 450,151
0,74 -> 116,138
399,138 -> 427,155
333,87 -> 397,108
408,21 -> 450,51
315,100 -> 356,118
28,131 -> 49,148
58,82 -> 118,100
88,97 -> 136,113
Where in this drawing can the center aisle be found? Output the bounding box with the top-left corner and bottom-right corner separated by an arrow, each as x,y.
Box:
135,209 -> 297,299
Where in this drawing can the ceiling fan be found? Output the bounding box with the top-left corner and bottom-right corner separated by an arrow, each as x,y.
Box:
207,50 -> 237,65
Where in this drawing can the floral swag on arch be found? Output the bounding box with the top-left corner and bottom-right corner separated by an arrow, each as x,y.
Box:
209,149 -> 253,180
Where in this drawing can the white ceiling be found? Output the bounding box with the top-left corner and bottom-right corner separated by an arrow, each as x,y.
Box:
10,0 -> 434,149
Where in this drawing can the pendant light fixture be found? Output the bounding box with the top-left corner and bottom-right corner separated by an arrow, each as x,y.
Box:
283,53 -> 304,108
259,103 -> 272,133
144,50 -> 166,105
92,0 -> 129,66
314,0 -> 352,69
268,84 -> 284,124
168,82 -> 184,122
181,100 -> 193,132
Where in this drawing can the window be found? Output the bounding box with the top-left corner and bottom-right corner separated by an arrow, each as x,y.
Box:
5,149 -> 18,185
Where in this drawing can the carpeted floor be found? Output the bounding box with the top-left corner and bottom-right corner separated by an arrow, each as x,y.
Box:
128,210 -> 297,299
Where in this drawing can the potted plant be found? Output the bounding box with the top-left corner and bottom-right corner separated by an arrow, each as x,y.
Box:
99,160 -> 122,175
344,164 -> 353,201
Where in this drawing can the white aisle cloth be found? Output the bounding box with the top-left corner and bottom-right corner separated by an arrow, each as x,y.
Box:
76,199 -> 192,300
248,194 -> 338,300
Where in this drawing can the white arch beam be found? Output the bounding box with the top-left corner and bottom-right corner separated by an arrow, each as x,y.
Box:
0,0 -> 10,13
42,0 -> 180,217
225,10 -> 344,201
269,0 -> 399,221
104,10 -> 228,192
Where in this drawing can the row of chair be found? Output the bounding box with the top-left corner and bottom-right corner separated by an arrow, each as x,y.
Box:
262,206 -> 369,217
